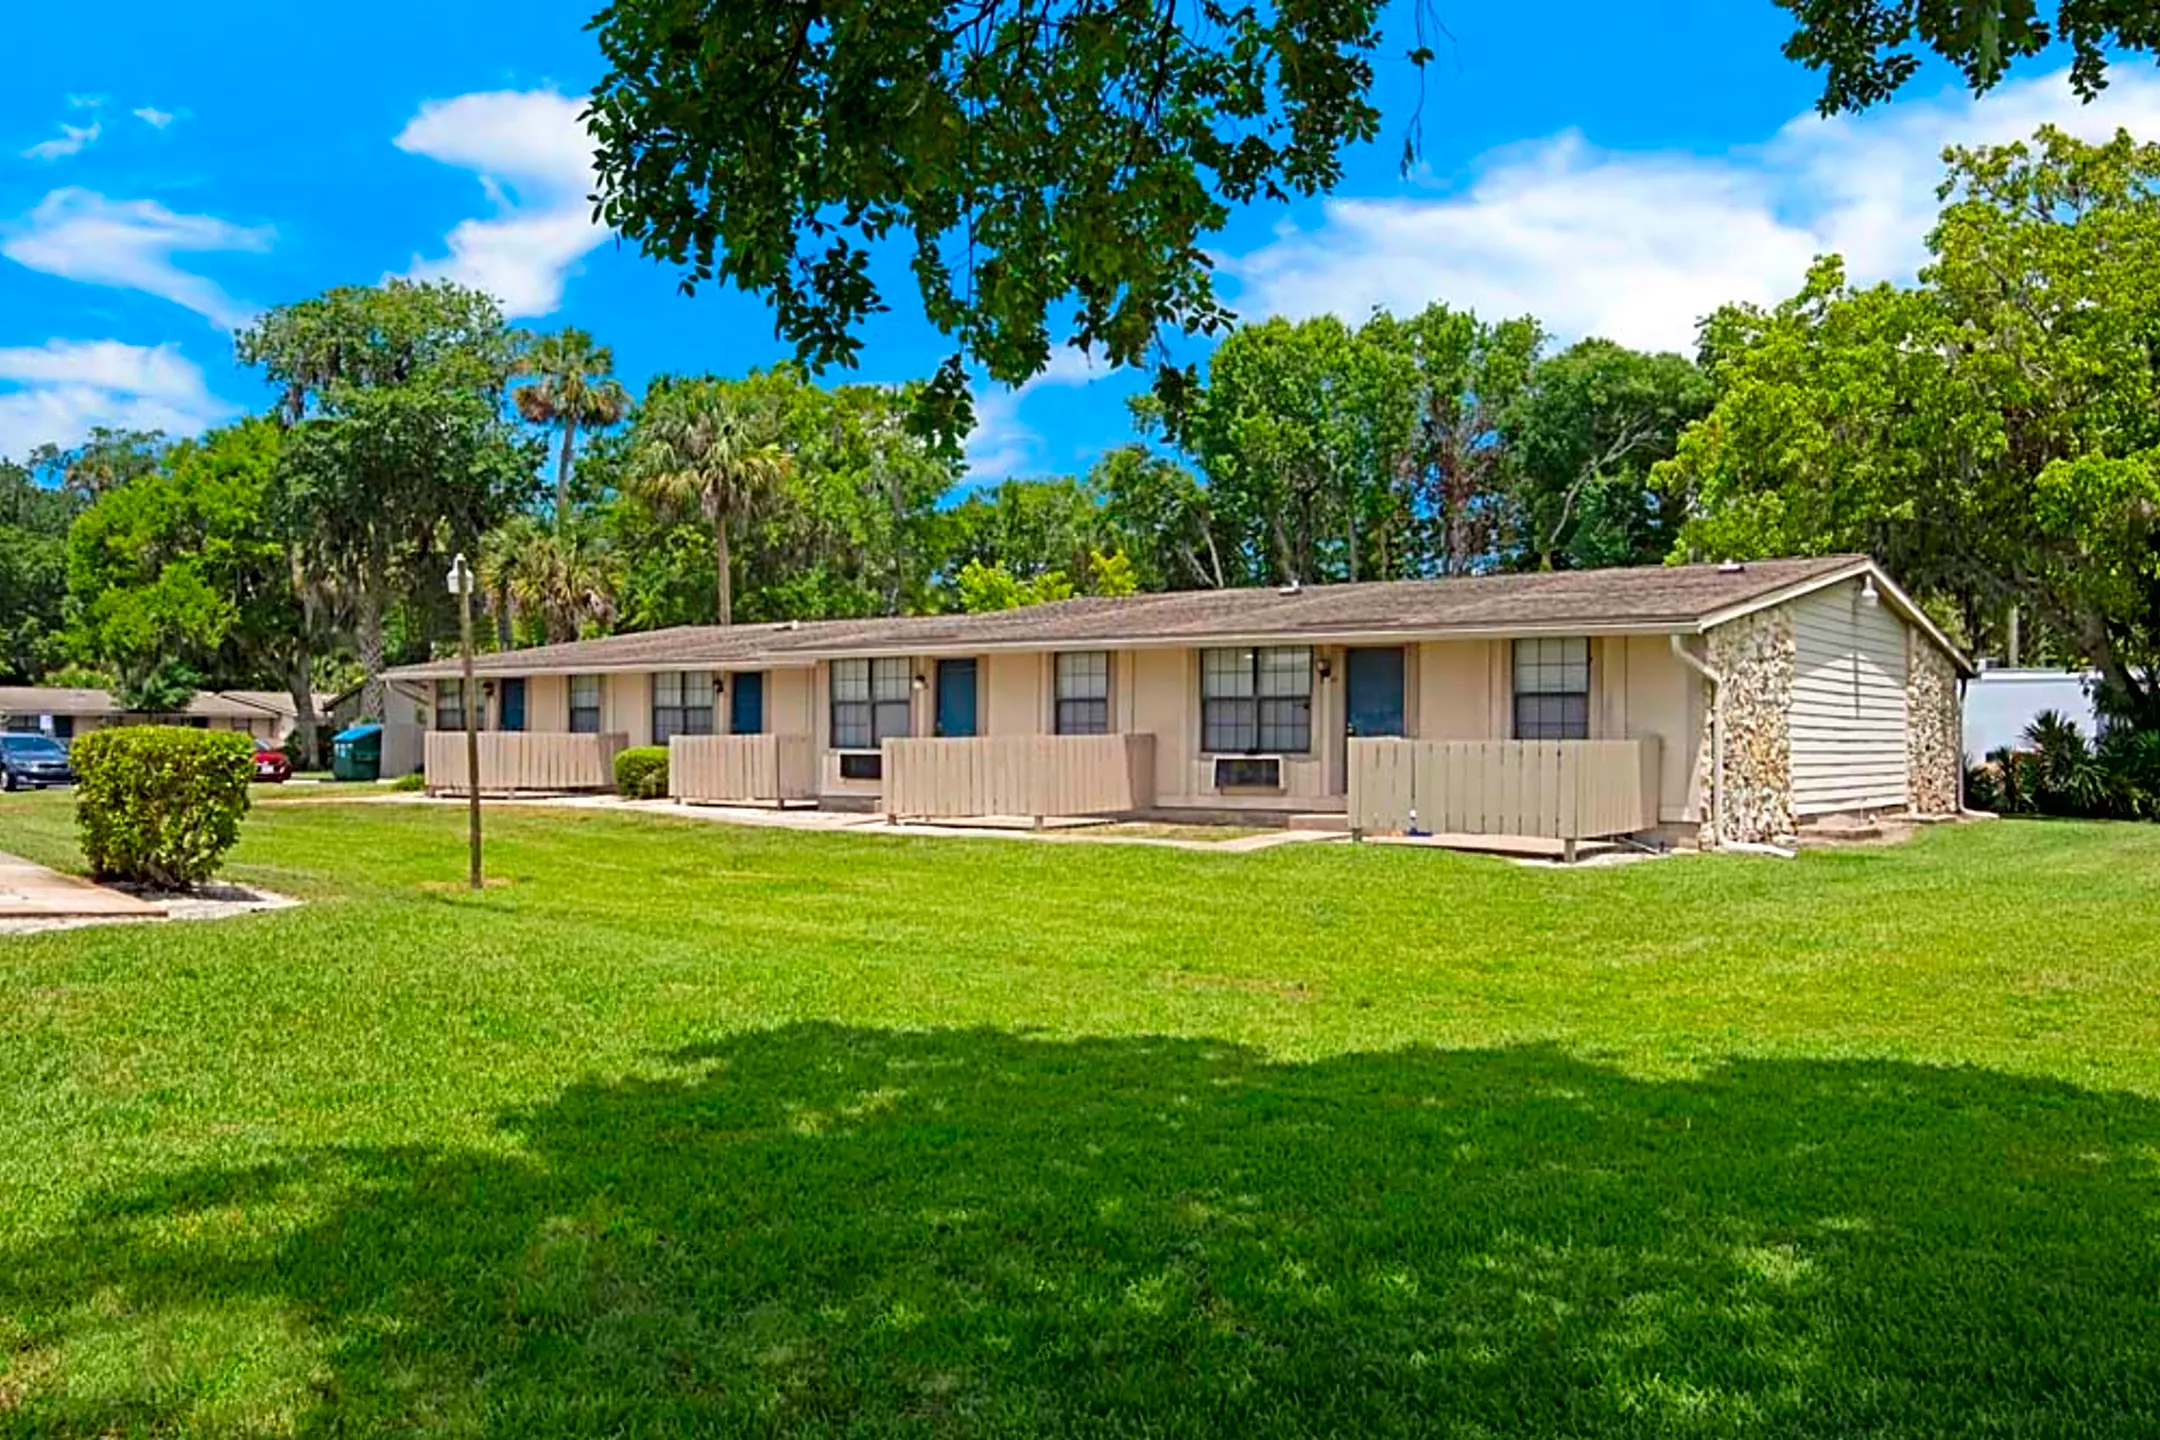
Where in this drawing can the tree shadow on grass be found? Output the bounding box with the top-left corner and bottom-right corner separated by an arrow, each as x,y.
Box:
7,1029 -> 2160,1436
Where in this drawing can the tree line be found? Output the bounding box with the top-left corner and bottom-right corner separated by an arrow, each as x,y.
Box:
3,125 -> 2156,754
0,295 -> 1712,758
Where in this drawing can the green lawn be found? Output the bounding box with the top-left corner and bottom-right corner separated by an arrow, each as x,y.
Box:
3,792 -> 2159,1437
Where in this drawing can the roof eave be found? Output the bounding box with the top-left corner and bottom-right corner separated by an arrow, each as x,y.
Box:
781,618 -> 1700,660
383,618 -> 1710,679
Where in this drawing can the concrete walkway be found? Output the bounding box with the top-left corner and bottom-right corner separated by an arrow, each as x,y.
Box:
362,792 -> 1349,854
0,852 -> 165,920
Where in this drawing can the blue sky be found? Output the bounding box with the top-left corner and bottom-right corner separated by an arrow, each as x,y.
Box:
6,2 -> 2156,483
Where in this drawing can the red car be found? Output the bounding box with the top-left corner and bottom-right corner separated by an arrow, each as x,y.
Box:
252,741 -> 293,783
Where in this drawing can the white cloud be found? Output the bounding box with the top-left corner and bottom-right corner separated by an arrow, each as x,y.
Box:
393,89 -> 605,319
23,121 -> 100,162
1230,67 -> 2160,353
2,189 -> 270,330
133,106 -> 176,130
66,93 -> 106,109
0,340 -> 238,459
964,347 -> 1107,482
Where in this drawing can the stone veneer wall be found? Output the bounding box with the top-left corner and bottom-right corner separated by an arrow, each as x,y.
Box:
1695,606 -> 1796,848
1906,633 -> 1962,814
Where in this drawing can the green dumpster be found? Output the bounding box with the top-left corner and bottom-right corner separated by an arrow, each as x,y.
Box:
332,724 -> 383,782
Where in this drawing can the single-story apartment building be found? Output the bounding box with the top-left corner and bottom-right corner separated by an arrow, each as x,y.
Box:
0,688 -> 324,742
383,555 -> 1970,849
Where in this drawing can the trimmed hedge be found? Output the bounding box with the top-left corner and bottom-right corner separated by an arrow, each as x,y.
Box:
614,745 -> 670,799
72,726 -> 255,889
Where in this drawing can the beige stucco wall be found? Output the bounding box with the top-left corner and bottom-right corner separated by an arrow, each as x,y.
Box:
1620,635 -> 1705,824
527,674 -> 569,733
1127,648 -> 1188,802
715,670 -> 744,735
605,672 -> 651,748
1414,640 -> 1503,739
983,652 -> 1043,736
767,667 -> 817,741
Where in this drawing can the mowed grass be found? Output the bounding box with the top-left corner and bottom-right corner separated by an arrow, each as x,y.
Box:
3,791 -> 2159,1437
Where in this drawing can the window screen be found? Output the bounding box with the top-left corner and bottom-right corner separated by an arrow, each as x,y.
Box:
651,671 -> 716,744
1201,647 -> 1311,753
832,657 -> 912,749
569,675 -> 602,734
1055,652 -> 1110,735
1512,638 -> 1591,740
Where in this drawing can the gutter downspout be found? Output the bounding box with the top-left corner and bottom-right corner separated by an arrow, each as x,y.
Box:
1669,633 -> 1725,847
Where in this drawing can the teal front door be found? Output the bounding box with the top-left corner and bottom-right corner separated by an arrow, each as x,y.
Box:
1345,647 -> 1405,738
730,671 -> 765,735
498,677 -> 527,732
936,659 -> 978,737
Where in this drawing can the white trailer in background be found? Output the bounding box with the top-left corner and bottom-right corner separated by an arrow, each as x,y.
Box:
1962,668 -> 2104,757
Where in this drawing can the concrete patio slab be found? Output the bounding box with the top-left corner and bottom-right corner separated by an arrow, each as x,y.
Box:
0,852 -> 166,919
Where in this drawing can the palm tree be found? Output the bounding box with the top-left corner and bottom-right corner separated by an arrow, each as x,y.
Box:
478,513 -> 538,648
513,328 -> 632,526
480,516 -> 621,645
629,380 -> 791,626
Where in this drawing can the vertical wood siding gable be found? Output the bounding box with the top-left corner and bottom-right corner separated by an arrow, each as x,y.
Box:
1788,584 -> 1910,815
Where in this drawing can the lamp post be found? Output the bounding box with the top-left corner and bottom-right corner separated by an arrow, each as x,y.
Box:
448,552 -> 482,891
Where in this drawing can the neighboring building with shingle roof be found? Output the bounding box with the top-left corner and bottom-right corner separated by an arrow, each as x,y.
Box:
385,556 -> 1971,847
0,688 -> 302,741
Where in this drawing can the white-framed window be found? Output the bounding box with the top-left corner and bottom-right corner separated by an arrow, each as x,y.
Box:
569,675 -> 602,734
651,671 -> 716,743
831,657 -> 911,749
1513,638 -> 1591,740
1201,646 -> 1312,753
1054,651 -> 1110,735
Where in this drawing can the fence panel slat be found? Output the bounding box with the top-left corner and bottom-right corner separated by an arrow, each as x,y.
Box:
667,735 -> 818,804
426,732 -> 625,793
1346,738 -> 1659,842
883,735 -> 1153,819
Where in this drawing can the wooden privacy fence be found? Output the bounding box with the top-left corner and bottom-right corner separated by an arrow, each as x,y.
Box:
425,731 -> 627,794
1349,738 -> 1661,845
669,734 -> 818,805
883,734 -> 1156,821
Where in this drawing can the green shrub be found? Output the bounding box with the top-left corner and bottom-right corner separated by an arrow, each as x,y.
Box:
1975,712 -> 2160,821
614,745 -> 669,799
1964,756 -> 2005,813
388,771 -> 427,792
72,726 -> 255,889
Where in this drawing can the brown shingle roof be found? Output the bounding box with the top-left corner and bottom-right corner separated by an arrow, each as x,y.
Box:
383,556 -> 1884,681
213,690 -> 339,718
0,688 -> 292,720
